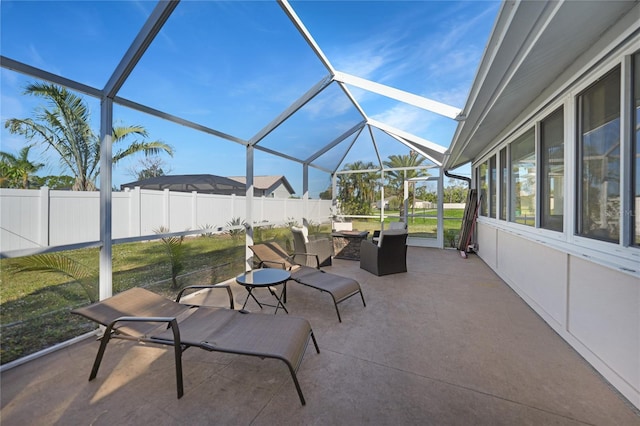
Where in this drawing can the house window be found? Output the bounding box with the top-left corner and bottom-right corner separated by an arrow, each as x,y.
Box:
577,67 -> 620,243
510,129 -> 536,226
633,52 -> 640,246
499,147 -> 507,220
540,108 -> 564,232
479,161 -> 488,216
489,155 -> 496,218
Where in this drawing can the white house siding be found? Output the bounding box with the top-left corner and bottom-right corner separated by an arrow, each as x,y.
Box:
269,184 -> 291,198
475,222 -> 639,409
468,15 -> 640,408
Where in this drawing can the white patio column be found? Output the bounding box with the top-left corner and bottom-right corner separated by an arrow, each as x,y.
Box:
380,170 -> 385,229
245,145 -> 254,271
437,168 -> 444,248
303,164 -> 309,223
403,179 -> 409,223
331,173 -> 337,222
99,96 -> 113,301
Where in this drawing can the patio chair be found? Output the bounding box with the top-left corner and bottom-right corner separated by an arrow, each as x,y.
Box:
71,285 -> 319,405
291,226 -> 333,267
360,229 -> 408,276
372,221 -> 407,244
249,242 -> 366,322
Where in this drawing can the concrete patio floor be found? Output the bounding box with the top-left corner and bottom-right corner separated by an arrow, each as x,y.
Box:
1,247 -> 638,425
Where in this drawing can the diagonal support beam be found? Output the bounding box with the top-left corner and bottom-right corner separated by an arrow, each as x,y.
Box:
278,0 -> 336,75
368,119 -> 446,166
305,120 -> 366,164
334,71 -> 462,120
249,75 -> 334,146
104,0 -> 179,98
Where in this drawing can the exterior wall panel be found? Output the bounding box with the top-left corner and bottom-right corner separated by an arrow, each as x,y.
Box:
568,257 -> 639,399
476,223 -> 639,408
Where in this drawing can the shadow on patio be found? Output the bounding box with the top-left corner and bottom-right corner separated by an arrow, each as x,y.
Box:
1,247 -> 638,425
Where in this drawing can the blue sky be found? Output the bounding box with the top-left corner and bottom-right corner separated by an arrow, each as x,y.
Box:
1,0 -> 499,197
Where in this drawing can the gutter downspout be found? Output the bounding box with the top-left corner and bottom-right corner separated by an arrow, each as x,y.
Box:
444,169 -> 471,189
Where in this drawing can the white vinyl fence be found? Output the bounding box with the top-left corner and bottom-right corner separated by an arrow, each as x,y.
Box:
0,187 -> 332,254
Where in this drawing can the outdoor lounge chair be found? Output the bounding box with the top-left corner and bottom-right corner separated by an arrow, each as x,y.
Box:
291,226 -> 333,267
249,242 -> 366,322
71,285 -> 319,405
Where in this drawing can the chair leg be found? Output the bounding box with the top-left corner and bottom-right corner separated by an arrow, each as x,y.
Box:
284,360 -> 306,405
333,300 -> 343,323
310,330 -> 320,354
359,289 -> 366,307
168,319 -> 184,399
89,329 -> 112,381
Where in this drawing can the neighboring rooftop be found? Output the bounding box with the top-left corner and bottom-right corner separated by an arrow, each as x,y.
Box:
120,174 -> 295,197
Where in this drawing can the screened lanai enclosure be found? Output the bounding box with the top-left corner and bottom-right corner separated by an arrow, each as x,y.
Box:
2,0 -> 640,417
1,0 -> 489,365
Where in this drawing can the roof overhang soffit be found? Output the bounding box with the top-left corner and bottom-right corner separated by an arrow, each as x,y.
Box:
446,0 -> 562,170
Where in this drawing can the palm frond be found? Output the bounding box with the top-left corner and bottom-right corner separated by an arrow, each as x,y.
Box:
10,253 -> 98,302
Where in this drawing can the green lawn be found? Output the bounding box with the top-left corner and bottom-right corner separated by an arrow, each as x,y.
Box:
0,214 -> 467,365
350,209 -> 465,239
0,226 -> 296,364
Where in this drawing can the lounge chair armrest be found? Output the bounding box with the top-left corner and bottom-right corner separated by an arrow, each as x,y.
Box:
106,316 -> 182,346
259,260 -> 288,269
176,285 -> 234,309
291,252 -> 321,269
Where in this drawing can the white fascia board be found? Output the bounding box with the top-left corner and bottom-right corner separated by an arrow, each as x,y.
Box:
334,71 -> 461,119
279,0 -> 335,75
446,0 -> 562,169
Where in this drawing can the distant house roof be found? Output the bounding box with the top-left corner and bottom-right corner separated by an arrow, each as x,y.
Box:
120,174 -> 244,195
120,174 -> 295,197
227,175 -> 295,196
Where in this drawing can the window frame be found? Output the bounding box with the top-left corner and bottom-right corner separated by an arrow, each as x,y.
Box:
509,128 -> 536,227
540,107 -> 565,232
575,65 -> 621,244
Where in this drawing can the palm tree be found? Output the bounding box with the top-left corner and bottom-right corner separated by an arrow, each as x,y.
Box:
4,82 -> 173,190
0,145 -> 44,189
337,161 -> 380,215
383,151 -> 429,216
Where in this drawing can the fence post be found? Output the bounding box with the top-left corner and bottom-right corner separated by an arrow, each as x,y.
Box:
230,194 -> 236,218
192,191 -> 198,231
130,187 -> 142,237
163,188 -> 170,230
39,186 -> 50,247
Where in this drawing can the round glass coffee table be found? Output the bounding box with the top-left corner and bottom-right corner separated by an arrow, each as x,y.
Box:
236,269 -> 291,314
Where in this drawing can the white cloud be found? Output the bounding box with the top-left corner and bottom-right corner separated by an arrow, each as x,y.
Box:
371,104 -> 434,135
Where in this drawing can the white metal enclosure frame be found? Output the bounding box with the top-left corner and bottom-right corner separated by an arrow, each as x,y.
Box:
0,0 -> 461,298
